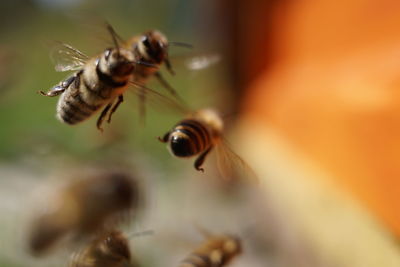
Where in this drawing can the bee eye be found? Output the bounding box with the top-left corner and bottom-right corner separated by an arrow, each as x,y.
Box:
142,36 -> 151,49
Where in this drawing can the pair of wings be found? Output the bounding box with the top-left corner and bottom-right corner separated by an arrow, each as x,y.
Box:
50,42 -> 221,73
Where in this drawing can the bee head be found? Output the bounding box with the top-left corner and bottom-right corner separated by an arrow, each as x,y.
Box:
103,48 -> 135,77
103,231 -> 131,260
141,30 -> 168,63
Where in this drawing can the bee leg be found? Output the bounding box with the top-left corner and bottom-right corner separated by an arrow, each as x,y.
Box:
38,75 -> 77,97
165,57 -> 175,75
107,95 -> 124,123
158,132 -> 170,143
96,103 -> 113,131
38,86 -> 65,97
194,146 -> 213,172
154,72 -> 179,98
38,85 -> 67,97
138,88 -> 146,126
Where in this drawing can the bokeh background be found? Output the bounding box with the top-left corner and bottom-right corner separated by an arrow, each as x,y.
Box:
1,0 -> 400,266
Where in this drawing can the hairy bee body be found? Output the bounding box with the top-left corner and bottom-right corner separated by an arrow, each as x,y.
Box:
179,235 -> 241,267
160,109 -> 224,171
58,49 -> 134,125
169,119 -> 213,157
69,230 -> 132,267
28,170 -> 139,255
125,30 -> 169,82
123,30 -> 179,120
42,46 -> 136,129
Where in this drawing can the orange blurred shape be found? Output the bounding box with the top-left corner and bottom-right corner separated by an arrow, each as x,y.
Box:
243,0 -> 400,235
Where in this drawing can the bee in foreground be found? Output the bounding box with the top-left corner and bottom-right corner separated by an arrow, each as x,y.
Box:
69,230 -> 134,267
159,108 -> 256,180
28,170 -> 139,256
179,233 -> 241,267
39,26 -> 155,131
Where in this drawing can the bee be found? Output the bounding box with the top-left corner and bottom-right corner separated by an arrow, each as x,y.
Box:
122,30 -> 191,120
39,25 -> 155,131
158,108 -> 256,180
28,170 -> 139,256
179,233 -> 242,267
69,230 -> 134,267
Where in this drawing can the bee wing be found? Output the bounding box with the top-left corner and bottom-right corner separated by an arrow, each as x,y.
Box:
128,81 -> 190,115
184,53 -> 221,71
165,52 -> 221,73
215,137 -> 258,183
50,42 -> 89,72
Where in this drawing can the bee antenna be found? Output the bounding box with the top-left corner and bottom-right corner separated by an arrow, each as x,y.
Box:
170,42 -> 194,49
106,23 -> 121,55
165,57 -> 175,75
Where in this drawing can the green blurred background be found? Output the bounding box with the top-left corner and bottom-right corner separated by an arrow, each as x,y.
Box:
0,0 -> 240,266
0,0 -> 233,164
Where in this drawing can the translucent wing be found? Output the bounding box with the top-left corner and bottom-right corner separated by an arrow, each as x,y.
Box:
128,81 -> 190,116
215,137 -> 258,183
184,53 -> 221,71
50,42 -> 89,72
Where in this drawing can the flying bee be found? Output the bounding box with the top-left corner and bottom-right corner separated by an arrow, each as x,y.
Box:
158,108 -> 256,181
122,30 -> 192,121
39,26 -> 156,131
69,230 -> 135,267
28,170 -> 140,256
179,233 -> 241,267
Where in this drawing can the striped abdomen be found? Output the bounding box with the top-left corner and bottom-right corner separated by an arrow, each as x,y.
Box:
56,90 -> 103,125
169,119 -> 212,157
56,58 -> 128,125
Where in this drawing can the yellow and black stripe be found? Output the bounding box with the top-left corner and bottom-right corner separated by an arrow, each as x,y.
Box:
57,55 -> 128,125
58,93 -> 101,125
170,119 -> 212,157
56,70 -> 101,125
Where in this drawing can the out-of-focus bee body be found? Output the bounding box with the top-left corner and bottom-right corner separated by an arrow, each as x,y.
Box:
159,108 -> 224,172
170,119 -> 213,157
28,171 -> 139,256
126,31 -> 169,79
179,235 -> 241,267
123,30 -> 178,120
159,108 -> 257,181
40,46 -> 136,130
69,230 -> 133,267
127,30 -> 174,82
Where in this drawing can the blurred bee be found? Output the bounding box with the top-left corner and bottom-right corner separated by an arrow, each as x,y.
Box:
28,170 -> 139,256
179,232 -> 241,267
122,30 -> 192,121
39,26 -> 155,131
158,108 -> 256,180
69,230 -> 134,267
